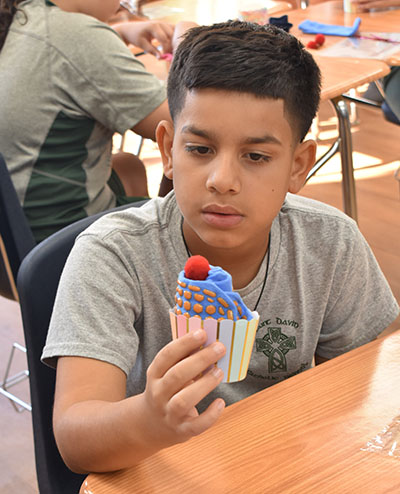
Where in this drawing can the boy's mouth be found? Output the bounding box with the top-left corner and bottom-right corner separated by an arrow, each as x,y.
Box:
201,204 -> 243,228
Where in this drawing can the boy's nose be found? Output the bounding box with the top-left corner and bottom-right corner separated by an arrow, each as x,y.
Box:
205,155 -> 241,194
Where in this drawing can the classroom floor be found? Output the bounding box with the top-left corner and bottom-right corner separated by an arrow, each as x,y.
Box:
0,100 -> 399,492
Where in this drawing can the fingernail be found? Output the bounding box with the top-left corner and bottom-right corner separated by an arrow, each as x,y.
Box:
217,399 -> 225,410
193,329 -> 205,340
212,366 -> 223,379
213,342 -> 225,355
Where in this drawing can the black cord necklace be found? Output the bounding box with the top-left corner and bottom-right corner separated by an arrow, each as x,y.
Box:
181,225 -> 271,313
252,232 -> 271,313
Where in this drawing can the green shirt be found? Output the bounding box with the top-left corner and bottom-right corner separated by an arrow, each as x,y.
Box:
0,0 -> 166,242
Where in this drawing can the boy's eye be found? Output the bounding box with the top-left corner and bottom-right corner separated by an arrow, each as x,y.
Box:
246,153 -> 271,162
185,145 -> 211,155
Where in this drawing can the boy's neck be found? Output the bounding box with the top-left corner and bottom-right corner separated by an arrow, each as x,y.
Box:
50,0 -> 76,12
182,224 -> 271,289
50,0 -> 107,21
216,253 -> 268,290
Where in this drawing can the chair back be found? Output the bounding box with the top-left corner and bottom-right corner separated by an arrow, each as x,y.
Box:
17,200 -> 148,494
0,153 -> 36,300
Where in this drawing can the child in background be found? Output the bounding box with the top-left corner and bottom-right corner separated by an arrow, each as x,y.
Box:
0,0 -> 188,242
42,21 -> 399,473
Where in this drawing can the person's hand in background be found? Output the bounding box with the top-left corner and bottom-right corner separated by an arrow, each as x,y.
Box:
113,20 -> 175,57
171,21 -> 198,53
351,0 -> 400,11
113,20 -> 198,58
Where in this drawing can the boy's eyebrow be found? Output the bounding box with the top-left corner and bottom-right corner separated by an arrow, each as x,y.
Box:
181,125 -> 282,145
244,135 -> 282,146
181,125 -> 210,138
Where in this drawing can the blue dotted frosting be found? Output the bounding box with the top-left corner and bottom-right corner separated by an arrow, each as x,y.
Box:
174,265 -> 253,320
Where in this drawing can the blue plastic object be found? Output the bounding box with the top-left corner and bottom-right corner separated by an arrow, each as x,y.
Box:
298,17 -> 361,36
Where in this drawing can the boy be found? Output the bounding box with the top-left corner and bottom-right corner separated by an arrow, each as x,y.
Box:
42,21 -> 399,473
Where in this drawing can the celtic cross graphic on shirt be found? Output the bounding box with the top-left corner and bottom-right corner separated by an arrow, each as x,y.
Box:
256,327 -> 297,373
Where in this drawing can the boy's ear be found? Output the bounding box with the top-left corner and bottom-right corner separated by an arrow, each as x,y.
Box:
156,120 -> 175,180
288,139 -> 317,194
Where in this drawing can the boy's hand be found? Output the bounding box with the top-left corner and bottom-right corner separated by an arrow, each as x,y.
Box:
142,329 -> 226,447
52,330 -> 225,472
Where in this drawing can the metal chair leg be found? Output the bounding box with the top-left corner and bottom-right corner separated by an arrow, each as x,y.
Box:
331,97 -> 358,223
136,136 -> 144,157
119,132 -> 144,158
307,97 -> 358,222
0,342 -> 31,412
347,88 -> 360,125
119,132 -> 126,151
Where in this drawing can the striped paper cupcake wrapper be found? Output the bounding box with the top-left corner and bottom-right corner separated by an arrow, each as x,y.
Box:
169,310 -> 259,383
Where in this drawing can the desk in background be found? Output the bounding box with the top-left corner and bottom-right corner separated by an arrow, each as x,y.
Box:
142,0 -> 400,63
81,330 -> 400,493
135,0 -> 394,222
140,0 -> 293,23
282,0 -> 400,65
262,0 -> 399,219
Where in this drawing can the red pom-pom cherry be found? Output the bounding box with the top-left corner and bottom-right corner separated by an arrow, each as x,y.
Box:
315,33 -> 325,46
307,40 -> 318,49
184,255 -> 210,280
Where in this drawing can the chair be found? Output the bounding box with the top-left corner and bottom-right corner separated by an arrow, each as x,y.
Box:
0,152 -> 36,412
17,199 -> 148,494
343,80 -> 400,126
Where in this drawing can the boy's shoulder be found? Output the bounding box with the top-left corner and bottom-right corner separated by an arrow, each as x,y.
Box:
80,192 -> 180,243
18,0 -> 121,45
277,194 -> 360,251
48,4 -> 119,41
281,193 -> 357,230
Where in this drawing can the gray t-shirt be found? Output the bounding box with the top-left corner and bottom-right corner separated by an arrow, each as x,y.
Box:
0,0 -> 166,242
42,192 -> 399,409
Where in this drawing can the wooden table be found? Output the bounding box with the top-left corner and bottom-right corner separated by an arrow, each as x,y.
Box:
137,0 -> 392,221
140,0 -> 294,22
282,0 -> 400,65
81,330 -> 400,493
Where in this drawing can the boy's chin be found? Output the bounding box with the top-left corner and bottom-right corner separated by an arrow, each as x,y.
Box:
193,231 -> 249,252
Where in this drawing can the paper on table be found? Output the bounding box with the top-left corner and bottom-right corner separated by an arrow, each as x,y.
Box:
320,32 -> 400,60
361,413 -> 400,459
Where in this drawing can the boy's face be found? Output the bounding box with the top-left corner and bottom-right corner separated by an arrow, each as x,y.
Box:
157,89 -> 316,258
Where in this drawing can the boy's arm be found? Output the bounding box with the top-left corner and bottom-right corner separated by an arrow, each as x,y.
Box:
53,330 -> 225,473
112,20 -> 197,58
131,100 -> 171,139
315,336 -> 380,365
314,354 -> 330,365
115,21 -> 197,140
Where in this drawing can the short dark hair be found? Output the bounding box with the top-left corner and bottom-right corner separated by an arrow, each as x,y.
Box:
167,21 -> 321,142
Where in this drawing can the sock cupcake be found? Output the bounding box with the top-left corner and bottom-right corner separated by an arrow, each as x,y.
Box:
170,256 -> 259,383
